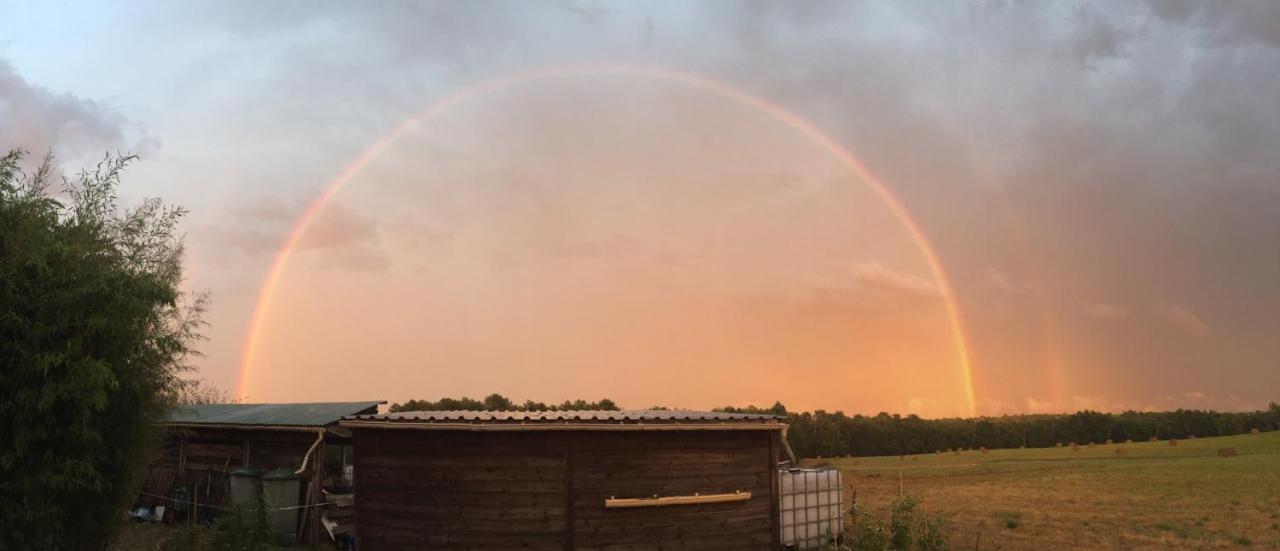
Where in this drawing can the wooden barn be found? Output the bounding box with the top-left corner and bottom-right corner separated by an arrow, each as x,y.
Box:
137,401 -> 384,543
340,410 -> 786,550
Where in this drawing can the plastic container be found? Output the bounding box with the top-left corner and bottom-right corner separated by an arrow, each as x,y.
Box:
261,468 -> 302,545
229,467 -> 264,510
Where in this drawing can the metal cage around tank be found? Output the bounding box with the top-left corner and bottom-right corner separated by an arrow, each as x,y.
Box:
778,467 -> 844,549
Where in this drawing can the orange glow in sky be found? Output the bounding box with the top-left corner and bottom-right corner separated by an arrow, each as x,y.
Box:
234,67 -> 977,417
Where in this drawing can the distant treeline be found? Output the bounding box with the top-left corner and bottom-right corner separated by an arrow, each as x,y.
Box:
389,393 -> 620,413
387,394 -> 1280,459
716,402 -> 1280,458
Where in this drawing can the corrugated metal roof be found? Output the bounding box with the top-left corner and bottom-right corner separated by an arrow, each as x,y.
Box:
341,409 -> 783,431
168,401 -> 385,427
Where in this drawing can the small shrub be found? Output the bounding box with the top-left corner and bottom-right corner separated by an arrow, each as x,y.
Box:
993,510 -> 1023,530
850,496 -> 950,551
210,506 -> 273,551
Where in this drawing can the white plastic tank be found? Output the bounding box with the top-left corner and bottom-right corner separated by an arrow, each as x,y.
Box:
778,468 -> 843,549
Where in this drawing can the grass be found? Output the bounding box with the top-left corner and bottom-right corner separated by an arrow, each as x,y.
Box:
814,431 -> 1280,550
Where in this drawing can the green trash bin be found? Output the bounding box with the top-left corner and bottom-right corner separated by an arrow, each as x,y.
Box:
228,467 -> 264,511
261,468 -> 302,545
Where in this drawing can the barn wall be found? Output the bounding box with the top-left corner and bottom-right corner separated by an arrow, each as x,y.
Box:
570,431 -> 776,551
354,430 -> 569,550
352,429 -> 779,551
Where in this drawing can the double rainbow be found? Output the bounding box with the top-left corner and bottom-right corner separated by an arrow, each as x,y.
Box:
236,64 -> 978,416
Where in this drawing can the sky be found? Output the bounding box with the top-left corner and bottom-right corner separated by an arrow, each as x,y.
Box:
2,1 -> 1277,417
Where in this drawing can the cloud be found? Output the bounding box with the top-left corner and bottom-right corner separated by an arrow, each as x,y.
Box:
850,261 -> 940,298
1145,0 -> 1280,48
1156,302 -> 1211,337
213,197 -> 388,271
0,59 -> 129,160
985,267 -> 1023,294
1087,302 -> 1130,319
297,203 -> 380,252
1024,397 -> 1057,413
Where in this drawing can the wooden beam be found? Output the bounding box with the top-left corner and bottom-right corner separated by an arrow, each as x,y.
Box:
603,491 -> 752,509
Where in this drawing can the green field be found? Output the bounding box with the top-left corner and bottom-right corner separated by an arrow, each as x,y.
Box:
818,432 -> 1280,549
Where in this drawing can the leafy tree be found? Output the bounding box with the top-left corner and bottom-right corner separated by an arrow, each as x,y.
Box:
389,393 -> 620,412
0,150 -> 206,549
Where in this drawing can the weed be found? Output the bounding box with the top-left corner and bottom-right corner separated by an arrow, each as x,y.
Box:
850,496 -> 950,551
993,510 -> 1023,529
210,506 -> 274,551
1228,533 -> 1252,546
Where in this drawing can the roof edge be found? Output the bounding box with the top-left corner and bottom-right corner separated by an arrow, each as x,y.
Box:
339,420 -> 786,432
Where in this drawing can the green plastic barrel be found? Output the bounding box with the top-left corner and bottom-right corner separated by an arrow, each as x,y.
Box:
228,467 -> 264,510
261,468 -> 302,545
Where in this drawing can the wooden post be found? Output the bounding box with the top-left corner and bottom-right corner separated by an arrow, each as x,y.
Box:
768,431 -> 782,550
563,433 -> 575,551
311,439 -> 325,544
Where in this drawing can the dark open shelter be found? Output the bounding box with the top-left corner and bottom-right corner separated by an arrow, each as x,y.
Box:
341,409 -> 785,550
137,401 -> 384,543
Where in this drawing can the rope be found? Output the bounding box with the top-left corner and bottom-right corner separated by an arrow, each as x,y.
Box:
135,490 -> 328,512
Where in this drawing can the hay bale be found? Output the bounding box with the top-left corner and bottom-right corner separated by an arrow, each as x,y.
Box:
1148,436 -> 1158,442
1105,439 -> 1114,445
1125,438 -> 1133,444
1087,442 -> 1096,449
1217,447 -> 1239,458
1188,434 -> 1197,439
1055,442 -> 1063,448
1071,443 -> 1080,452
1114,448 -> 1128,456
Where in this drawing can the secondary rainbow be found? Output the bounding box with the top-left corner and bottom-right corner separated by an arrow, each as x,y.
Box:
236,64 -> 979,416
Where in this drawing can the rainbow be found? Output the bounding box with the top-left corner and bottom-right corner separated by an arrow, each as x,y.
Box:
236,64 -> 978,416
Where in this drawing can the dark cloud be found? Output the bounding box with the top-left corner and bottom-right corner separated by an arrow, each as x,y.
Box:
0,60 -> 126,159
213,196 -> 389,272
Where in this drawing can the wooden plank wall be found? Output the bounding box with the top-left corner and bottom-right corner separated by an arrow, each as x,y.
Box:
571,431 -> 775,551
353,430 -> 777,551
355,431 -> 569,550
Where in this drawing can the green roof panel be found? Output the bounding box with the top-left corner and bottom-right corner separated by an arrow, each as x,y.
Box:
169,401 -> 384,427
